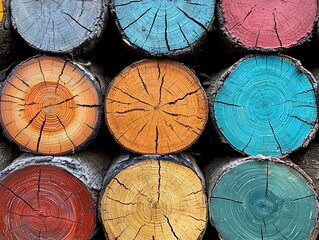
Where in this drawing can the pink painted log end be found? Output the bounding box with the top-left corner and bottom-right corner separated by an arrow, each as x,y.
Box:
218,0 -> 318,51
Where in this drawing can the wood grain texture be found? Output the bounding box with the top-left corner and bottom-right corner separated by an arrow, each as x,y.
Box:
0,55 -> 104,155
105,59 -> 208,154
207,54 -> 318,157
111,0 -> 215,57
0,165 -> 96,239
99,153 -> 208,240
218,0 -> 318,51
10,0 -> 108,53
206,157 -> 319,240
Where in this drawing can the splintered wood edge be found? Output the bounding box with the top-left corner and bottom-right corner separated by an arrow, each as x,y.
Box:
0,55 -> 104,155
99,154 -> 208,240
105,59 -> 208,155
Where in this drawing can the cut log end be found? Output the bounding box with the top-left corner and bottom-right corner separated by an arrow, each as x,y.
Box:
208,158 -> 319,240
0,165 -> 95,239
10,0 -> 108,53
209,54 -> 318,157
112,0 -> 215,56
100,157 -> 207,239
105,59 -> 208,154
218,0 -> 318,51
0,55 -> 102,155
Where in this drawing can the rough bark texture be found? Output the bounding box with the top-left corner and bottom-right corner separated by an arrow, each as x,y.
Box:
0,134 -> 20,171
0,54 -> 106,155
105,58 -> 208,154
0,147 -> 112,239
205,156 -> 319,240
99,153 -> 208,240
0,0 -> 18,69
291,140 -> 319,192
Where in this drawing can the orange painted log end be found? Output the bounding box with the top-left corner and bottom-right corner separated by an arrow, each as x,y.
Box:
0,55 -> 103,155
105,59 -> 208,154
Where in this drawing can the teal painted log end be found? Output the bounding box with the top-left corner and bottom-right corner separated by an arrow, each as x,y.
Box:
112,0 -> 215,56
209,159 -> 318,240
212,55 -> 318,157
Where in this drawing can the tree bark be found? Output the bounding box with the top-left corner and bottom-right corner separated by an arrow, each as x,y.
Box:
291,140 -> 319,192
0,0 -> 18,69
105,58 -> 208,154
110,0 -> 215,57
0,134 -> 20,171
217,0 -> 318,52
206,54 -> 318,157
205,156 -> 319,240
9,0 -> 109,54
99,153 -> 208,239
0,148 -> 112,239
0,54 -> 106,155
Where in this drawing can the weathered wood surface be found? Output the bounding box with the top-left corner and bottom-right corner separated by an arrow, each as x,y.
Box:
0,134 -> 20,171
291,140 -> 319,192
9,0 -> 109,54
0,148 -> 112,239
105,59 -> 208,154
0,0 -> 17,69
111,0 -> 215,57
0,55 -> 105,155
217,0 -> 318,52
99,153 -> 208,239
205,156 -> 319,240
206,54 -> 318,157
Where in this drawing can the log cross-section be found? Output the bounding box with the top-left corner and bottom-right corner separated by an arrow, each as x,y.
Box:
206,157 -> 319,240
105,59 -> 208,154
0,55 -> 104,155
99,154 -> 208,240
207,54 -> 318,157
111,0 -> 215,57
9,0 -> 108,53
0,164 -> 95,239
217,0 -> 318,51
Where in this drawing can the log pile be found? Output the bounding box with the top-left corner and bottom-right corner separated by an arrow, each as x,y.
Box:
0,0 -> 319,239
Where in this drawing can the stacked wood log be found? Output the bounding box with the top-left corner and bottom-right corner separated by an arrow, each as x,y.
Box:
99,153 -> 208,239
0,54 -> 105,155
217,0 -> 318,51
110,0 -> 216,57
206,54 -> 318,157
1,0 -> 319,239
205,156 -> 319,240
105,58 -> 208,154
9,0 -> 109,54
0,148 -> 111,239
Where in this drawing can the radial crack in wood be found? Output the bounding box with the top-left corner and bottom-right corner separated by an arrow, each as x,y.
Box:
207,54 -> 318,157
0,165 -> 95,239
217,0 -> 318,51
105,59 -> 208,154
206,157 -> 319,240
99,154 -> 208,240
111,0 -> 215,57
0,55 -> 104,155
9,0 -> 108,53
